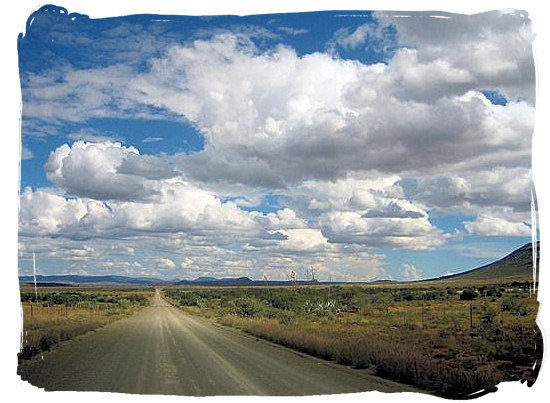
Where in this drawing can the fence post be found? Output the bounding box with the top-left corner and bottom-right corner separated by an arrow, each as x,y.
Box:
470,301 -> 473,334
421,301 -> 425,330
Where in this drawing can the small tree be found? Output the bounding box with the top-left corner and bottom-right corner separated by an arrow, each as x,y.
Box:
377,293 -> 394,315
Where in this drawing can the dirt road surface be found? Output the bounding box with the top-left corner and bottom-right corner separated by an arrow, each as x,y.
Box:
19,290 -> 417,395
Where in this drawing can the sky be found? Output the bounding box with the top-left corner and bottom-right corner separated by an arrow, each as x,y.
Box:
17,6 -> 538,281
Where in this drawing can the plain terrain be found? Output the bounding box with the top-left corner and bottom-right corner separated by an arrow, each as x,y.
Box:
18,242 -> 541,397
19,290 -> 415,395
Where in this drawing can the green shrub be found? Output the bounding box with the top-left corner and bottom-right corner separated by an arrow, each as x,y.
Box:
500,295 -> 532,316
232,296 -> 265,317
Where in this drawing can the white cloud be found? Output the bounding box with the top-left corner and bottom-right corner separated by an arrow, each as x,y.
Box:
277,26 -> 308,36
23,28 -> 535,188
331,20 -> 397,58
19,176 -> 313,248
180,257 -> 194,268
156,257 -> 176,270
463,214 -> 532,237
388,48 -> 475,102
270,228 -> 328,253
67,130 -> 123,143
130,34 -> 534,187
400,263 -> 424,281
276,175 -> 443,250
142,136 -> 164,143
334,22 -> 388,50
19,187 -> 89,236
22,64 -> 140,123
21,145 -> 34,160
18,14 -> 538,279
45,141 -> 177,201
374,10 -> 535,102
401,166 -> 533,213
319,210 -> 444,250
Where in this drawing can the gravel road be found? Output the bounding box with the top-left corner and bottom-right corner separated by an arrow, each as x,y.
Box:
19,290 -> 416,395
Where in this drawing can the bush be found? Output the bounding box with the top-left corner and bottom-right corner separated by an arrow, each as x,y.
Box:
460,289 -> 477,301
232,296 -> 265,317
500,295 -> 531,316
268,292 -> 300,311
39,336 -> 57,352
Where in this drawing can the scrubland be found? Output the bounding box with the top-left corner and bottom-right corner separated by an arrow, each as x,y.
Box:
164,281 -> 541,398
19,285 -> 152,361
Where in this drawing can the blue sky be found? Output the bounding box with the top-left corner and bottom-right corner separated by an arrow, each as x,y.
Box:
18,6 -> 536,280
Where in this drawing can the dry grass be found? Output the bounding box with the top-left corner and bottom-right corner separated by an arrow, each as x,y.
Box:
164,283 -> 541,398
19,286 -> 153,360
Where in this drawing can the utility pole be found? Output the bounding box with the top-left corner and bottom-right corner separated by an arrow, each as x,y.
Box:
33,251 -> 38,301
327,274 -> 332,304
310,266 -> 316,282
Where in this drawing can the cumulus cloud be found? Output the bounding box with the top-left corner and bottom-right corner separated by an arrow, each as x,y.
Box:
400,166 -> 533,213
387,48 -> 475,102
18,12 -> 537,279
319,210 -> 444,250
374,10 -> 535,102
19,187 -> 89,236
21,152 -> 317,251
400,263 -> 423,281
129,34 -> 534,187
362,201 -> 426,219
23,27 -> 535,188
333,21 -> 395,51
463,214 -> 532,237
45,141 -> 178,201
180,257 -> 194,268
247,228 -> 329,254
156,257 -> 176,270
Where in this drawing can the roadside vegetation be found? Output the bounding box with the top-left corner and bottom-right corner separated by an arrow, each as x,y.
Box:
19,285 -> 152,361
163,281 -> 541,398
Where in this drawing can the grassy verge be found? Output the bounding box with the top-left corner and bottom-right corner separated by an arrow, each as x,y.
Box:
163,282 -> 542,398
19,286 -> 153,361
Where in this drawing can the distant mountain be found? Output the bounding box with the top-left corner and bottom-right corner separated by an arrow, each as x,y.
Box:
19,274 -> 259,286
433,242 -> 539,283
18,274 -> 167,285
194,276 -> 220,282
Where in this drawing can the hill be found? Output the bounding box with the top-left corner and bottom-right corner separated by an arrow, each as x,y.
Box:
433,242 -> 539,283
18,274 -> 168,285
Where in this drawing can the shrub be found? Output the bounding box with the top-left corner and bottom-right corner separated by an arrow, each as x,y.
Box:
500,295 -> 532,316
460,289 -> 477,301
232,296 -> 265,317
39,336 -> 57,352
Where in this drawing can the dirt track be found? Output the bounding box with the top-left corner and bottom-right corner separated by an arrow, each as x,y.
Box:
19,290 -> 416,395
